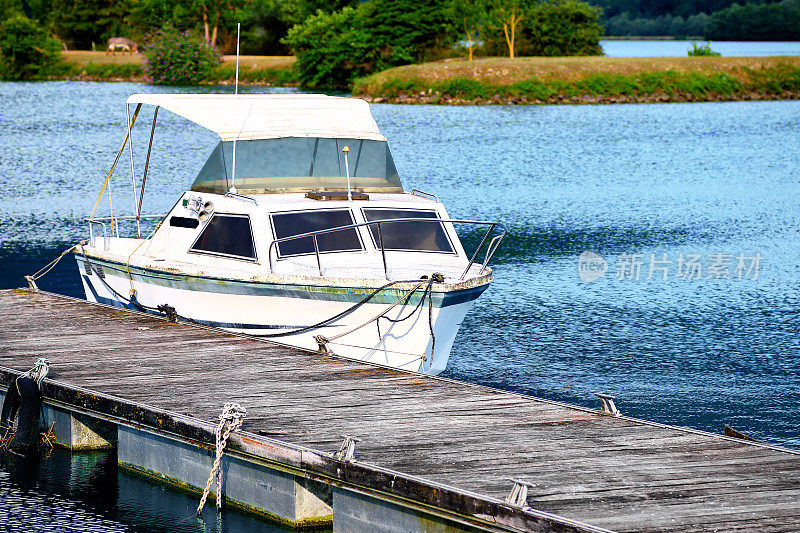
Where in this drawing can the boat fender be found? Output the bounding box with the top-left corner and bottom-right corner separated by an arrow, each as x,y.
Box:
1,377 -> 42,452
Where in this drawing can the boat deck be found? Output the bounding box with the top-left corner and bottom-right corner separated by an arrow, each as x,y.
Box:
2,288 -> 800,532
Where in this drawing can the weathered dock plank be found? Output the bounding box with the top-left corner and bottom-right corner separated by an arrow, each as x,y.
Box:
2,288 -> 800,532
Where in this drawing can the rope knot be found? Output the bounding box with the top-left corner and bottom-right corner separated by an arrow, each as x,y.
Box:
26,357 -> 50,389
219,403 -> 246,425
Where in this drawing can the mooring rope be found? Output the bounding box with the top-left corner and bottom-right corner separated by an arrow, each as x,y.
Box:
197,403 -> 246,515
318,280 -> 426,343
26,358 -> 50,388
24,244 -> 80,290
332,273 -> 443,364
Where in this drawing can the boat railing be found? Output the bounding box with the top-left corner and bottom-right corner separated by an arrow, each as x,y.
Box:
86,215 -> 162,250
266,218 -> 507,281
87,220 -> 109,250
410,189 -> 440,203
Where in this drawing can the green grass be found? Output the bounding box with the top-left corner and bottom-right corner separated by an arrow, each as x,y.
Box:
75,62 -> 143,78
205,65 -> 299,85
354,63 -> 800,102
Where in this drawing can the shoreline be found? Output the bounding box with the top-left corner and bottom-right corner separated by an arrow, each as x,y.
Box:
361,90 -> 800,105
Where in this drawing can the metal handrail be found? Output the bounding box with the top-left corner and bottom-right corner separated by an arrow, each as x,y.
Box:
266,218 -> 507,281
87,215 -> 162,249
88,220 -> 109,250
410,189 -> 440,202
225,192 -> 259,205
87,215 -> 162,221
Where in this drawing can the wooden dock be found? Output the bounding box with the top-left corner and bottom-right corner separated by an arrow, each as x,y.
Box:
2,288 -> 800,532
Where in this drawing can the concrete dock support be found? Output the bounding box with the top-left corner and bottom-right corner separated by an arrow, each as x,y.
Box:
116,425 -> 333,529
0,390 -> 116,451
333,488 -> 484,533
41,403 -> 117,450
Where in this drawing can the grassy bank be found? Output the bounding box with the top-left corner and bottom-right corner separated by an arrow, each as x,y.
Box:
353,56 -> 800,104
52,51 -> 298,85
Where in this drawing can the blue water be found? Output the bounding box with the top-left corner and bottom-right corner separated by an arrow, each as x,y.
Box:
600,39 -> 800,56
0,450 -> 289,532
2,81 -> 800,529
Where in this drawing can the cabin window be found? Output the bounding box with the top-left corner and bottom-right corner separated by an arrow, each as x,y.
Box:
190,214 -> 256,260
362,208 -> 454,253
270,209 -> 362,258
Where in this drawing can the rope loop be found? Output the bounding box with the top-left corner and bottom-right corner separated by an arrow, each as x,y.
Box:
26,358 -> 50,389
196,403 -> 246,516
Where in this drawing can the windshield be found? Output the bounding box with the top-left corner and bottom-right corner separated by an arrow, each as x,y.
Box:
191,137 -> 402,194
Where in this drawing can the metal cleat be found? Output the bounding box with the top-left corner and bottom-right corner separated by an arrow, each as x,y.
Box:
594,393 -> 620,416
505,479 -> 535,509
334,434 -> 361,461
314,335 -> 331,355
24,276 -> 38,291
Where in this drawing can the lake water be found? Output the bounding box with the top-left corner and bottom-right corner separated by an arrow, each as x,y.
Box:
600,39 -> 800,57
1,81 -> 800,530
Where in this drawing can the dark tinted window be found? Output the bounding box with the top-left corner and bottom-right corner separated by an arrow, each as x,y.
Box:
362,209 -> 453,253
190,214 -> 256,260
271,209 -> 362,258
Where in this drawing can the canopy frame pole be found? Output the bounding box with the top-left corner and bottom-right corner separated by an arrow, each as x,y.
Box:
126,104 -> 141,238
138,106 -> 159,225
231,139 -> 238,193
91,103 -> 141,238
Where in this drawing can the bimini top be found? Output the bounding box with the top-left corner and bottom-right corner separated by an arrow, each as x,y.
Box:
126,93 -> 386,142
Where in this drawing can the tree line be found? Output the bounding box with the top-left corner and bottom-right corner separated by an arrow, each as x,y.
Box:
596,0 -> 800,39
284,0 -> 603,87
0,0 -> 602,56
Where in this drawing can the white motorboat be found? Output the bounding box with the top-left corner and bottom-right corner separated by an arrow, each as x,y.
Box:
75,94 -> 506,375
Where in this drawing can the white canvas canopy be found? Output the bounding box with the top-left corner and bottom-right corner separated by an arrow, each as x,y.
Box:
126,94 -> 386,142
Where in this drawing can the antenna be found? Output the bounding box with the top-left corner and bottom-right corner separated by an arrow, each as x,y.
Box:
230,22 -> 241,193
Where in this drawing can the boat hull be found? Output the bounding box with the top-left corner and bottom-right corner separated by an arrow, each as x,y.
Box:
75,255 -> 488,374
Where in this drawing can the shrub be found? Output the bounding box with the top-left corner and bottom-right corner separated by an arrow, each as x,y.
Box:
523,0 -> 604,57
688,41 -> 721,57
142,27 -> 222,85
283,7 -> 406,88
0,15 -> 63,80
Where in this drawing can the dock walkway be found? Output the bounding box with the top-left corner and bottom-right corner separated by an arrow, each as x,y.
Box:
2,288 -> 799,532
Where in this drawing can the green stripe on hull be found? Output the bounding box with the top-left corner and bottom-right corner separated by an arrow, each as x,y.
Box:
76,255 -> 488,307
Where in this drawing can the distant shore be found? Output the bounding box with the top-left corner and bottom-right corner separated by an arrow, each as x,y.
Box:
44,52 -> 800,105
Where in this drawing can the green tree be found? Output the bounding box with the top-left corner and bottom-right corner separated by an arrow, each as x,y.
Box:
360,0 -> 455,63
453,0 -> 482,60
239,0 -> 289,54
279,0 -> 357,26
283,7 -> 398,88
0,14 -> 63,79
484,0 -> 528,58
705,2 -> 800,41
523,0 -> 603,56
